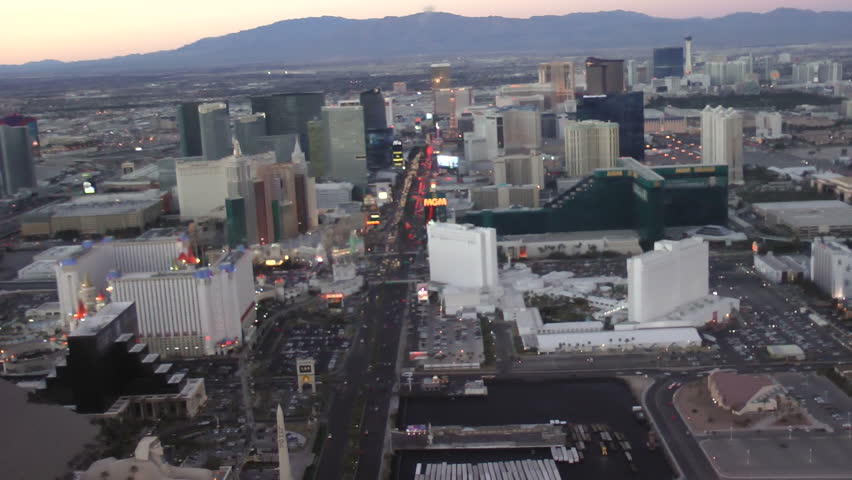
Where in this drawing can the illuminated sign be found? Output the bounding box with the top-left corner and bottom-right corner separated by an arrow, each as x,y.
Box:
298,364 -> 313,373
693,167 -> 716,173
436,155 -> 459,169
324,293 -> 344,299
675,167 -> 692,174
423,197 -> 448,207
606,171 -> 624,177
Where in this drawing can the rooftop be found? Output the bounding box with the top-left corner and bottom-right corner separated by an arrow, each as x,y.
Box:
26,190 -> 162,219
709,370 -> 776,411
499,229 -> 639,243
69,302 -> 134,337
754,201 -> 852,228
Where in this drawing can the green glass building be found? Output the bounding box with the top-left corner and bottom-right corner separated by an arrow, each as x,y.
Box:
177,102 -> 202,157
462,158 -> 728,244
225,197 -> 248,247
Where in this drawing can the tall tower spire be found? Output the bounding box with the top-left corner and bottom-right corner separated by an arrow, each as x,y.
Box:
291,139 -> 305,164
276,405 -> 293,480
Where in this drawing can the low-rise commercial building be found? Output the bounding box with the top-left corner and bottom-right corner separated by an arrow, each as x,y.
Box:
753,201 -> 852,239
21,190 -> 165,238
753,252 -> 807,284
707,370 -> 787,415
498,230 -> 641,260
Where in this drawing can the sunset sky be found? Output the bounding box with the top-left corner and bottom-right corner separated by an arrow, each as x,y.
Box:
2,0 -> 850,65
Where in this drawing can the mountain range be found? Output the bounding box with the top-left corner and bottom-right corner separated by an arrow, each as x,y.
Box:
4,8 -> 852,74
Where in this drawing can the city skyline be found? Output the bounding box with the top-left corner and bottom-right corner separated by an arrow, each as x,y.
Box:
2,1 -> 851,65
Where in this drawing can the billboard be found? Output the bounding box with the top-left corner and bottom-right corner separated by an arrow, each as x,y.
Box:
436,155 -> 459,169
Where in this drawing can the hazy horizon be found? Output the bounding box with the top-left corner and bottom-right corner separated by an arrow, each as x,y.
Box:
2,1 -> 851,65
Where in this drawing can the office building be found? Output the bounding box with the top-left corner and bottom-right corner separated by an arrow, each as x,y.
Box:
359,88 -> 387,130
701,106 -> 744,184
793,61 -> 843,84
20,190 -> 165,238
811,236 -> 852,299
501,107 -> 542,152
316,182 -> 353,210
577,92 -> 644,160
198,102 -> 232,161
176,102 -> 202,157
0,113 -> 39,156
493,153 -> 545,188
684,37 -> 694,75
755,111 -> 783,139
464,111 -> 504,162
585,57 -> 625,95
427,223 -> 498,289
250,93 -> 325,157
627,238 -> 709,324
393,82 -> 407,94
538,61 -> 575,101
563,120 -> 619,177
463,158 -> 728,243
40,302 -> 208,417
321,106 -> 367,186
307,119 -> 326,177
431,63 -> 451,90
0,124 -> 36,195
234,113 -> 268,155
653,47 -> 684,78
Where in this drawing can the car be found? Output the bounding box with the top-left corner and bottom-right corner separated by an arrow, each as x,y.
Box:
327,433 -> 333,439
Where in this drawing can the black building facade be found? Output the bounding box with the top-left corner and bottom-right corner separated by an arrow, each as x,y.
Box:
578,92 -> 645,160
653,47 -> 685,78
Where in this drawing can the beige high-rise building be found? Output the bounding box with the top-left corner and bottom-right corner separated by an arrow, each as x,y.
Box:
563,120 -> 619,177
538,61 -> 575,101
701,105 -> 743,184
493,152 -> 545,188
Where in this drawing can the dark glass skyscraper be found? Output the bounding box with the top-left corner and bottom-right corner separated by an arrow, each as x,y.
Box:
0,125 -> 36,195
578,92 -> 645,160
234,113 -> 267,155
359,88 -> 387,131
176,102 -> 202,157
585,57 -> 625,95
250,93 -> 325,159
653,47 -> 685,78
360,88 -> 392,170
250,93 -> 317,135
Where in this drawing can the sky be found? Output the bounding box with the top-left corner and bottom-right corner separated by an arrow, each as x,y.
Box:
2,0 -> 851,65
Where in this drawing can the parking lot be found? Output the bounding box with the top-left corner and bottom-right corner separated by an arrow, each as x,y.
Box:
776,372 -> 852,431
708,255 -> 851,365
407,297 -> 485,369
272,324 -> 349,377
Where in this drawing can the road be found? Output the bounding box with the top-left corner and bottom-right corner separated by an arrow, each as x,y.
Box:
316,146 -> 429,479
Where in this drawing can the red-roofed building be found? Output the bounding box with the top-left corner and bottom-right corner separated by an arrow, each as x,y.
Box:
707,369 -> 787,415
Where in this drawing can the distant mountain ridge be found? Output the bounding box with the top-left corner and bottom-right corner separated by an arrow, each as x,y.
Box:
4,8 -> 852,74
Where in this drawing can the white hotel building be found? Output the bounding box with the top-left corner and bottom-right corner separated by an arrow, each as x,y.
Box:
627,238 -> 709,324
427,223 -> 498,289
55,229 -> 255,357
